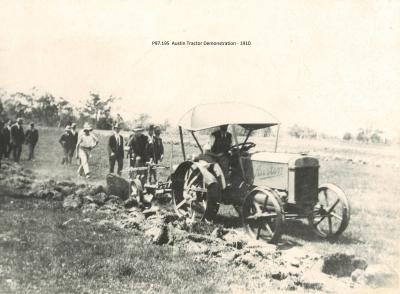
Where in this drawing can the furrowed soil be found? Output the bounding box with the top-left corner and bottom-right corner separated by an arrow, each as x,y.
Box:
0,127 -> 399,293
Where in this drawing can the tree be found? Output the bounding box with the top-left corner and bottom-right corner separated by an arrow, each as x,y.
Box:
3,92 -> 34,121
31,93 -> 60,126
356,128 -> 370,143
80,93 -> 116,129
57,97 -> 76,127
370,129 -> 384,144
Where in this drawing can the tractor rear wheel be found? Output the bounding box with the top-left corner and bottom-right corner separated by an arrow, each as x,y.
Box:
173,165 -> 219,223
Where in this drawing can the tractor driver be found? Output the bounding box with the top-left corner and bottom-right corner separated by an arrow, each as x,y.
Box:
202,125 -> 232,183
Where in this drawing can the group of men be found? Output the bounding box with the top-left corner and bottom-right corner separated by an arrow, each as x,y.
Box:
0,118 -> 39,167
108,123 -> 164,181
56,122 -> 164,180
59,122 -> 99,179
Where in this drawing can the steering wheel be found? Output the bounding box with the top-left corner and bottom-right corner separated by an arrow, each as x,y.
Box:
229,142 -> 256,153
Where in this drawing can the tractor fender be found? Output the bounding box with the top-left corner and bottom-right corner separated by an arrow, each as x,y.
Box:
243,186 -> 284,212
171,161 -> 219,188
171,161 -> 221,202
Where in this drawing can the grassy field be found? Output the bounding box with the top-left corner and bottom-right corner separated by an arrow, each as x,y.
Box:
1,126 -> 399,292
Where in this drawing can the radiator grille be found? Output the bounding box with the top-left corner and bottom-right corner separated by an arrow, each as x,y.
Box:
294,167 -> 319,203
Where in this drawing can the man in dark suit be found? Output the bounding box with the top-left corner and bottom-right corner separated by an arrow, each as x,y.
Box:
25,122 -> 39,161
2,120 -> 12,159
211,124 -> 232,155
59,125 -> 73,165
10,118 -> 25,163
0,120 -> 5,167
127,126 -> 148,168
108,123 -> 124,175
204,124 -> 232,183
68,123 -> 78,164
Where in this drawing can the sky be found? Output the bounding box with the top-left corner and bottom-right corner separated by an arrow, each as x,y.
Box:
0,0 -> 399,138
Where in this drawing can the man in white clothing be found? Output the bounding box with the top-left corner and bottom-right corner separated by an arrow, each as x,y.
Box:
76,123 -> 98,178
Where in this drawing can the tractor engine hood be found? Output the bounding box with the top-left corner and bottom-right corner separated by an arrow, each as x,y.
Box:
250,152 -> 319,169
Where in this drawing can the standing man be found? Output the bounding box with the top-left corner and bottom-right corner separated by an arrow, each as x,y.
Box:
149,126 -> 164,182
108,123 -> 124,175
0,120 -> 5,168
69,123 -> 78,164
147,124 -> 155,162
2,120 -> 12,159
10,118 -> 25,163
25,122 -> 39,161
127,126 -> 149,168
59,125 -> 73,165
76,123 -> 98,179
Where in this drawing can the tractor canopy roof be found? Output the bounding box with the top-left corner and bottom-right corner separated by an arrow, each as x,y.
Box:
178,102 -> 280,131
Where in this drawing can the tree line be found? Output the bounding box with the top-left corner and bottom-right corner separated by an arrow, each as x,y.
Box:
0,88 -> 170,131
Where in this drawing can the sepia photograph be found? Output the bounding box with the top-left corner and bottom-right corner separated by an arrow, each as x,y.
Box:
0,1 -> 399,293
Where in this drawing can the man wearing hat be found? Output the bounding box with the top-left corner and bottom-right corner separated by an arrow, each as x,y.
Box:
10,118 -> 25,162
59,125 -> 73,165
0,120 -> 5,167
76,123 -> 98,178
25,122 -> 39,161
127,126 -> 149,168
149,126 -> 164,182
1,120 -> 12,159
108,123 -> 124,175
68,123 -> 78,164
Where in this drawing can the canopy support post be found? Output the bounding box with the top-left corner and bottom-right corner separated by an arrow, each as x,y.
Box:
191,131 -> 203,154
274,124 -> 280,152
179,126 -> 186,161
231,125 -> 247,184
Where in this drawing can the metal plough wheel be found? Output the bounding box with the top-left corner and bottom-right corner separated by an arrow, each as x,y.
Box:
173,165 -> 218,222
308,183 -> 350,240
242,189 -> 284,244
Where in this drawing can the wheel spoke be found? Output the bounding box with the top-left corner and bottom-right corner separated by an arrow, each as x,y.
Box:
331,212 -> 342,221
327,199 -> 340,214
323,189 -> 329,207
176,199 -> 188,209
187,171 -> 201,188
328,216 -> 333,235
314,214 -> 327,226
256,224 -> 262,240
246,212 -> 277,220
265,222 -> 273,236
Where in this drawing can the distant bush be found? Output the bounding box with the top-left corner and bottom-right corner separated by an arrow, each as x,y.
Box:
343,132 -> 352,141
342,128 -> 387,144
288,124 -> 317,139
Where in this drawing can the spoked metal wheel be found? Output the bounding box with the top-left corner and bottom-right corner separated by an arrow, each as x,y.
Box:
242,189 -> 284,244
172,165 -> 218,222
308,183 -> 350,240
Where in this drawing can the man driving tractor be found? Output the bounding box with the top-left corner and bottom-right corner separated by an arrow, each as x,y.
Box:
201,125 -> 232,183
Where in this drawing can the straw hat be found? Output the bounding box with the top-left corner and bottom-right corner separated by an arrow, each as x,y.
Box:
133,126 -> 144,132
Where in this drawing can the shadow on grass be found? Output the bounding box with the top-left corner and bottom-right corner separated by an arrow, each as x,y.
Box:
212,214 -> 242,229
283,220 -> 365,245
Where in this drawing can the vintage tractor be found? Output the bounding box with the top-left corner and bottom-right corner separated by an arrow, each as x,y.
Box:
171,102 -> 350,243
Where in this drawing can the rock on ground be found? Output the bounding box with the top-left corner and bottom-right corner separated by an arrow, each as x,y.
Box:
106,174 -> 129,200
322,253 -> 368,277
63,194 -> 83,210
